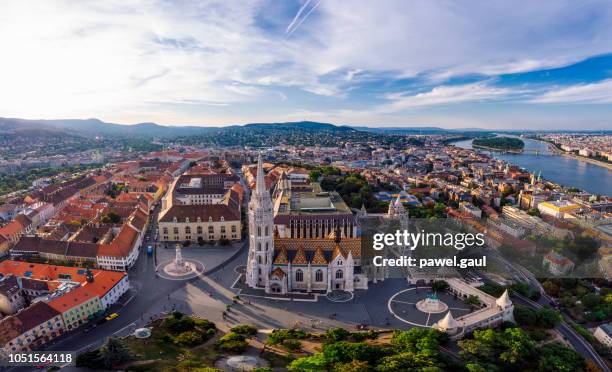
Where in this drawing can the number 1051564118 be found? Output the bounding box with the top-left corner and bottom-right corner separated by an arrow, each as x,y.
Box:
2,351 -> 75,366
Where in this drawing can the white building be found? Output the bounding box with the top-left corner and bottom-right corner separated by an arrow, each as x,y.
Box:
434,278 -> 514,339
594,324 -> 612,347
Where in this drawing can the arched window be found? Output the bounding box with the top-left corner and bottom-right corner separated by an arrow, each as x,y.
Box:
295,269 -> 304,282
257,227 -> 261,237
315,270 -> 323,282
257,242 -> 261,251
335,269 -> 343,279
258,256 -> 262,264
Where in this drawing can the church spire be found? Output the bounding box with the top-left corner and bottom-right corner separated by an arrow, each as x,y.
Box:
255,153 -> 266,195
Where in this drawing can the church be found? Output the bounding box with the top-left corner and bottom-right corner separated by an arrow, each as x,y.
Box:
246,155 -> 382,294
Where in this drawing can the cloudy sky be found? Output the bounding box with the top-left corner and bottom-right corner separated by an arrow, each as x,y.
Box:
2,0 -> 612,129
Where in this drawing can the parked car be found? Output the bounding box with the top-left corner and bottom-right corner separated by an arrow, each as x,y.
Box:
105,313 -> 119,321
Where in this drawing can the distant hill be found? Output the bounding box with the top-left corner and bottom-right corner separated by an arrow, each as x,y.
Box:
351,126 -> 453,135
0,118 -> 355,139
245,121 -> 355,132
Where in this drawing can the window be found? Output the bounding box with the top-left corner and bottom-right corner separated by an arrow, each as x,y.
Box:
257,242 -> 261,251
185,226 -> 191,234
231,225 -> 236,233
335,269 -> 343,279
221,226 -> 226,233
257,227 -> 261,237
295,269 -> 304,282
208,226 -> 214,234
197,226 -> 202,234
315,270 -> 323,282
265,226 -> 269,236
173,227 -> 179,234
163,227 -> 168,234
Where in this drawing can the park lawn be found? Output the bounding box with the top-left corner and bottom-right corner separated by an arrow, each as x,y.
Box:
121,318 -> 223,372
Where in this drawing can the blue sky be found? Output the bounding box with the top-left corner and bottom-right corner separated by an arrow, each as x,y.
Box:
1,0 -> 612,129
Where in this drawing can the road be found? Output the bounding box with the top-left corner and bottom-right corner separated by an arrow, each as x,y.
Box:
513,293 -> 609,372
477,254 -> 609,372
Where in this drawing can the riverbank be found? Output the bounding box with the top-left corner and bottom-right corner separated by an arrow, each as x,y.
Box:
543,141 -> 612,171
449,137 -> 612,195
472,144 -> 523,153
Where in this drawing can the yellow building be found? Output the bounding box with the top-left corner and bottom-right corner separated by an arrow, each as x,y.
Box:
48,286 -> 102,330
538,200 -> 581,219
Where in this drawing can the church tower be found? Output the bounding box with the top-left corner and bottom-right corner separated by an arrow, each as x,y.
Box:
246,154 -> 275,291
388,195 -> 409,230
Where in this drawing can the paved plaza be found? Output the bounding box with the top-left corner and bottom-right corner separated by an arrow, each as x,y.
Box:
388,287 -> 472,327
164,246 -> 476,332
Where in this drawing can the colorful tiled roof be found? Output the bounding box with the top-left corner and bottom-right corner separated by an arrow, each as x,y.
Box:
271,267 -> 286,279
292,246 -> 308,265
273,246 -> 289,264
311,247 -> 327,265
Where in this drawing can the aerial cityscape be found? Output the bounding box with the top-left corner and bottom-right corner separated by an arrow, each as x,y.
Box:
1,1 -> 612,371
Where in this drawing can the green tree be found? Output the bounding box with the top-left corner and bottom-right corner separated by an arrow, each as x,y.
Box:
581,293 -> 601,309
535,308 -> 561,329
513,306 -> 537,327
431,280 -> 449,292
308,170 -> 321,182
335,360 -> 370,372
288,353 -> 328,371
537,342 -> 585,371
97,337 -> 132,368
174,331 -> 204,346
325,327 -> 350,342
230,324 -> 258,337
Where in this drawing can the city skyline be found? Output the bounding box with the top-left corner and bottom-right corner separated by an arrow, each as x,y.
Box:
2,0 -> 612,130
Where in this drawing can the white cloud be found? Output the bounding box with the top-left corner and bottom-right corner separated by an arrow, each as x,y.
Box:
0,0 -> 611,124
530,79 -> 612,104
377,83 -> 514,112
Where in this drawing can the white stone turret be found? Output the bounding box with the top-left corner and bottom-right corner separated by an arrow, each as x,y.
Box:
436,311 -> 460,334
496,289 -> 512,309
387,195 -> 409,230
246,154 -> 275,290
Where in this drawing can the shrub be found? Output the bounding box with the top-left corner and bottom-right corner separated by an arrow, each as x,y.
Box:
431,280 -> 449,292
283,339 -> 302,351
231,324 -> 258,337
267,328 -> 307,345
174,331 -> 204,347
216,332 -> 248,353
166,316 -> 195,333
326,327 -> 350,342
194,318 -> 216,331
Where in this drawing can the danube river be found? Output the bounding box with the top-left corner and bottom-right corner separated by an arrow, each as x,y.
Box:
452,137 -> 612,196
